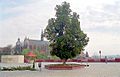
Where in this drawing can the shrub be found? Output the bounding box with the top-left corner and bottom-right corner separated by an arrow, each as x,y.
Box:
1,66 -> 36,71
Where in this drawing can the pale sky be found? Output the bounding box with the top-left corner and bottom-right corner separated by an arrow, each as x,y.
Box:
0,0 -> 120,56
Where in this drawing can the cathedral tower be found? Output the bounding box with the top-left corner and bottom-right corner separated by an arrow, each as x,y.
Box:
41,29 -> 44,41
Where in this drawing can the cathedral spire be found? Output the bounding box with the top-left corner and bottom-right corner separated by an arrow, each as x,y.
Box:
41,29 -> 44,41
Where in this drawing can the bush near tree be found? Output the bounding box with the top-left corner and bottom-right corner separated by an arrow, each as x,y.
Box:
22,48 -> 30,55
22,48 -> 48,60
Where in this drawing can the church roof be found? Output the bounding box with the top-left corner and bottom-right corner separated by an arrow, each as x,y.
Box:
28,39 -> 49,46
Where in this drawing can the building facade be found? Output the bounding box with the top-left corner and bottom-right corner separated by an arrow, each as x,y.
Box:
22,31 -> 50,56
23,37 -> 49,55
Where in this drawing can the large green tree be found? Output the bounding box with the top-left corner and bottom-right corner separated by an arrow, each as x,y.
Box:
45,2 -> 89,64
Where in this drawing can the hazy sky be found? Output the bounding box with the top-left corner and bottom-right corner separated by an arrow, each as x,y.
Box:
0,0 -> 120,56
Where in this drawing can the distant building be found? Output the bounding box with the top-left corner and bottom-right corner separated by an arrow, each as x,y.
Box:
23,30 -> 50,56
0,30 -> 50,56
23,38 -> 49,55
0,48 -> 4,55
75,51 -> 85,59
79,51 -> 86,59
0,45 -> 13,55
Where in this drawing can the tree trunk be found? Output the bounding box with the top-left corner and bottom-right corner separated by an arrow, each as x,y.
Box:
63,59 -> 67,65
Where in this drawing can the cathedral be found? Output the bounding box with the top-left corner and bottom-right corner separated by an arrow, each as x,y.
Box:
15,30 -> 50,55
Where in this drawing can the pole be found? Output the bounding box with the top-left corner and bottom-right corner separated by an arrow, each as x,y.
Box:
86,51 -> 89,66
99,51 -> 101,62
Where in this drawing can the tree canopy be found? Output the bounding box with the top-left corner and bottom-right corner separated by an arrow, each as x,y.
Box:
45,2 -> 89,64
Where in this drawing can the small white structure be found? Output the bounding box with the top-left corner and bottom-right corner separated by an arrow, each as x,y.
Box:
1,55 -> 24,63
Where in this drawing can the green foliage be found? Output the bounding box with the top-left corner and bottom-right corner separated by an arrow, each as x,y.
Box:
37,53 -> 48,59
22,48 -> 48,60
45,2 -> 89,64
22,48 -> 30,55
34,51 -> 48,59
1,66 -> 36,71
51,55 -> 60,60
